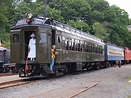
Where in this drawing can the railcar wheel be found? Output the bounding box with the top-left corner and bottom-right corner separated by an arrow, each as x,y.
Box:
96,65 -> 100,70
62,65 -> 68,75
106,63 -> 110,68
93,63 -> 100,70
18,69 -> 26,77
2,67 -> 10,73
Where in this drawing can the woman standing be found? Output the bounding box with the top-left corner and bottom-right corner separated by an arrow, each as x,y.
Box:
28,33 -> 36,60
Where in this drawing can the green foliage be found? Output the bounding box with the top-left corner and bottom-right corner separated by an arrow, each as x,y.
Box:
0,0 -> 14,47
0,33 -> 10,47
0,0 -> 131,48
47,6 -> 64,22
92,22 -> 108,40
67,20 -> 91,32
49,0 -> 91,23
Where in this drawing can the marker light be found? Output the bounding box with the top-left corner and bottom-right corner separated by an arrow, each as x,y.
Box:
26,19 -> 31,24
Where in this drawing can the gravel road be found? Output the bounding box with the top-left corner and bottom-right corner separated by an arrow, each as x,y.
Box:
0,64 -> 131,98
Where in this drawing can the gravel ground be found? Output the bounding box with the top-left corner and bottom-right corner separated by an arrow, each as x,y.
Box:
0,64 -> 131,98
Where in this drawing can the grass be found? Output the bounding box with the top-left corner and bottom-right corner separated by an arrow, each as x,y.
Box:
127,95 -> 131,98
128,77 -> 131,82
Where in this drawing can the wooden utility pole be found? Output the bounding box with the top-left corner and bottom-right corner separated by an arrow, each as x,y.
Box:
43,0 -> 47,18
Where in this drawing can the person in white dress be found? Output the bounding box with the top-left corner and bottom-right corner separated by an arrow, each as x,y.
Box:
28,33 -> 36,60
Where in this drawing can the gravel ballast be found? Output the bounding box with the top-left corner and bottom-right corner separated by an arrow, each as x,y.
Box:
0,64 -> 131,98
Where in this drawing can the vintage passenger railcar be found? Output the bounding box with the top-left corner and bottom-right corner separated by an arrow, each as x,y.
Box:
10,14 -> 105,77
104,44 -> 124,66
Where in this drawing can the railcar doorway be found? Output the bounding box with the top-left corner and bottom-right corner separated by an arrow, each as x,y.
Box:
51,30 -> 56,46
24,31 -> 36,60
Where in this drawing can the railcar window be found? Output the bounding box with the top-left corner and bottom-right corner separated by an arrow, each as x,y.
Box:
72,42 -> 75,51
39,33 -> 47,43
0,56 -> 2,61
56,35 -> 61,49
72,39 -> 75,51
78,43 -> 80,51
66,40 -> 69,50
75,40 -> 79,51
0,51 -> 3,61
62,40 -> 65,50
69,40 -> 72,50
62,36 -> 65,40
80,41 -> 83,51
88,45 -> 91,52
92,45 -> 94,53
100,46 -> 103,54
99,46 -> 101,53
84,42 -> 86,52
98,46 -> 102,54
62,36 -> 66,50
94,44 -> 97,53
58,36 -> 61,43
13,34 -> 19,43
96,47 -> 99,53
86,45 -> 88,52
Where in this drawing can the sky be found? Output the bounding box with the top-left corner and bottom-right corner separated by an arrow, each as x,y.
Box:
106,0 -> 131,18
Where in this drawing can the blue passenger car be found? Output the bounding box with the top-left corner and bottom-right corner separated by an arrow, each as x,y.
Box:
105,44 -> 124,61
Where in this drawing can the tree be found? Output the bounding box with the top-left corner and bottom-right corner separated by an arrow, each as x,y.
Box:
67,20 -> 91,32
92,22 -> 109,40
0,0 -> 14,47
49,0 -> 91,23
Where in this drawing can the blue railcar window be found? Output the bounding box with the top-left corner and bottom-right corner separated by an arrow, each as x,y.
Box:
13,34 -> 19,43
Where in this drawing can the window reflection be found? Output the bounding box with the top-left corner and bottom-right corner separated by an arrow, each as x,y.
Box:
13,34 -> 19,43
39,33 -> 47,43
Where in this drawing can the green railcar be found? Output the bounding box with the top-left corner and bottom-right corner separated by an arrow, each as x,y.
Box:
10,14 -> 105,77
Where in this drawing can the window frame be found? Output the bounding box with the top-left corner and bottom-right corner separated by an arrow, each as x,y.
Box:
12,34 -> 19,44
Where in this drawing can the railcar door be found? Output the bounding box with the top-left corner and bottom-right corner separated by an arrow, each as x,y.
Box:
47,29 -> 56,62
10,29 -> 21,63
37,27 -> 55,63
48,29 -> 56,61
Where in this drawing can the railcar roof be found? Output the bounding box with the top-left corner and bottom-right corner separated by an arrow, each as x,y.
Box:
105,42 -> 123,49
11,17 -> 52,29
11,16 -> 104,45
54,21 -> 104,44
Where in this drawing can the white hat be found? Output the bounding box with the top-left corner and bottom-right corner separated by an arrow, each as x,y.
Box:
30,33 -> 35,37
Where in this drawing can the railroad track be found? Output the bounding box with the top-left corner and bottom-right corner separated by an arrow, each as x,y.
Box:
30,80 -> 99,98
0,79 -> 31,89
0,73 -> 17,77
69,82 -> 98,98
0,76 -> 48,89
0,69 -> 100,90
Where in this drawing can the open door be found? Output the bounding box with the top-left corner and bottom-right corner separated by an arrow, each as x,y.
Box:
51,30 -> 56,46
24,31 -> 36,60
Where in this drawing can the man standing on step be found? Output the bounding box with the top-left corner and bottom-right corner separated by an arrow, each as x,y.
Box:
50,45 -> 57,72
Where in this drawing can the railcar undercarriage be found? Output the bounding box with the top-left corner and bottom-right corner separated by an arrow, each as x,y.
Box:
18,61 -> 110,77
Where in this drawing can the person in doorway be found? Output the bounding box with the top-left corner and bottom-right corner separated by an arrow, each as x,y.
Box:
50,45 -> 57,72
28,33 -> 36,60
